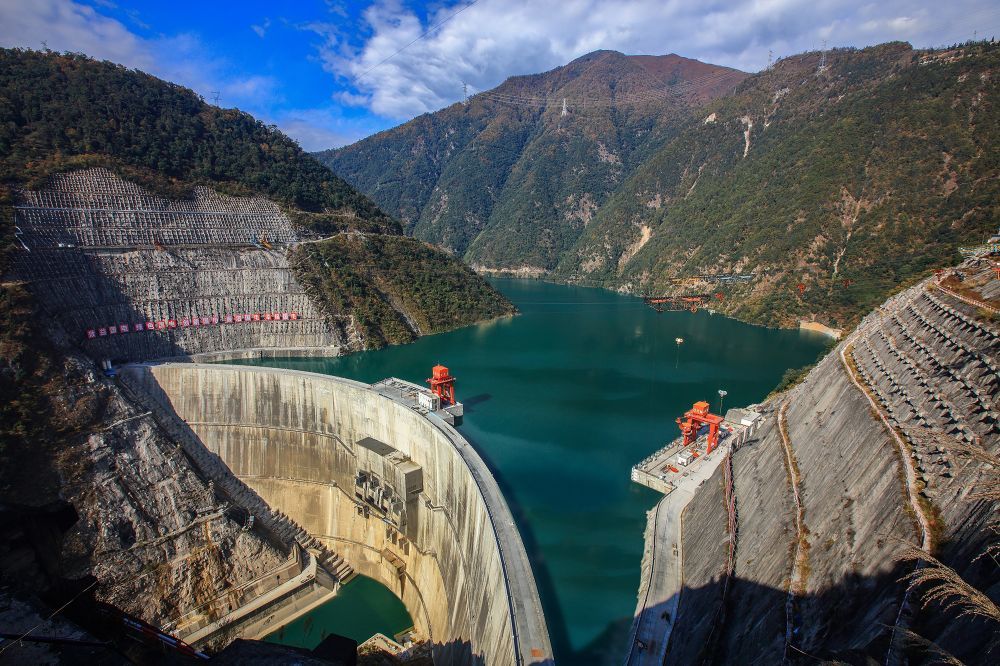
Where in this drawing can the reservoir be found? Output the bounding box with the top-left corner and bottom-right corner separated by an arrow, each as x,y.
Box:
247,279 -> 828,663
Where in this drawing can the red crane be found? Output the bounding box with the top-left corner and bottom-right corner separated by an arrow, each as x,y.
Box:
427,364 -> 456,405
676,401 -> 725,454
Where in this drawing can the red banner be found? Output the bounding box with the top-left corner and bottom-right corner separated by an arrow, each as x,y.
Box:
83,309 -> 305,341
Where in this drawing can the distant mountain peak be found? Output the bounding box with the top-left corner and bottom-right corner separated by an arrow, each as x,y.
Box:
318,48 -> 747,264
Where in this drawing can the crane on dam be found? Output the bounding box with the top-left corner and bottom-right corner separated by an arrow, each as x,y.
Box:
428,364 -> 457,405
677,401 -> 724,454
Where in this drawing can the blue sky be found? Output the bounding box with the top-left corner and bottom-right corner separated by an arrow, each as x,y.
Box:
1,1 -> 998,150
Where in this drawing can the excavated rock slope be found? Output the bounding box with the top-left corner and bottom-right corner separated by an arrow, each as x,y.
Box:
8,168 -> 344,362
667,259 -> 998,663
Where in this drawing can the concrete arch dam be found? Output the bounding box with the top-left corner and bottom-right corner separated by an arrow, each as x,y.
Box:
121,362 -> 553,665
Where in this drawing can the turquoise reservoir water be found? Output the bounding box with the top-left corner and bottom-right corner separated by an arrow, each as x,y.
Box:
264,575 -> 411,649
240,279 -> 828,662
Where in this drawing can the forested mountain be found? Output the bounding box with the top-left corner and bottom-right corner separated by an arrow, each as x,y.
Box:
320,42 -> 999,329
317,51 -> 746,272
0,48 -> 514,342
559,41 -> 999,327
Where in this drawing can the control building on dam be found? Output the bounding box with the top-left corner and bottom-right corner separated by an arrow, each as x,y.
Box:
9,168 -> 554,664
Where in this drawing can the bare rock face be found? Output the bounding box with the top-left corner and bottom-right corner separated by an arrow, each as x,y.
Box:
8,168 -> 344,363
666,260 -> 998,664
41,356 -> 288,632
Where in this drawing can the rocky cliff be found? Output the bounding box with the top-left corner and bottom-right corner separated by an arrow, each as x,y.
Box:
656,257 -> 998,663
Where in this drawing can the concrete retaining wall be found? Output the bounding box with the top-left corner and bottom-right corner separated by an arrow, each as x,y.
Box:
121,362 -> 552,665
9,168 -> 344,362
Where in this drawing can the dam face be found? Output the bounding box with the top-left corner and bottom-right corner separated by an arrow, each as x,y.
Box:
122,362 -> 552,665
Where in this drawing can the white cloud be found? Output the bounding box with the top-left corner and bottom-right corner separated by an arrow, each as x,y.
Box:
251,17 -> 271,39
0,0 -> 156,70
331,0 -> 999,119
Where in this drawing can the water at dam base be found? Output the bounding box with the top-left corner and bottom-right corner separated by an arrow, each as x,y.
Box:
234,279 -> 828,663
264,575 -> 412,649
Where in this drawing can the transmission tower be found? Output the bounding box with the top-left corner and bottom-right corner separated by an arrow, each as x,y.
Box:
561,98 -> 568,117
767,49 -> 773,70
818,40 -> 827,72
210,91 -> 221,106
462,81 -> 468,105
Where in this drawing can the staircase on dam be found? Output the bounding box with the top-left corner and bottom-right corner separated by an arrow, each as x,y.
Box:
8,168 -> 343,362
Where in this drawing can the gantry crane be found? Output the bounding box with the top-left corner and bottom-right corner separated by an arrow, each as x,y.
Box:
427,364 -> 456,405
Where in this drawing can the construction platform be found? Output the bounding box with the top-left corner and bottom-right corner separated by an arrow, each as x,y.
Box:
372,378 -> 465,426
630,408 -> 762,494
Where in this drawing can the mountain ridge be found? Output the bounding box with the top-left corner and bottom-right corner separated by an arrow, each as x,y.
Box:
317,50 -> 747,268
319,41 -> 999,329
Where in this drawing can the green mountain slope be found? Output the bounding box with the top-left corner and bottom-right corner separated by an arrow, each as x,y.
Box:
322,41 -> 998,329
558,41 -> 999,328
318,51 -> 746,272
0,48 -> 514,342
